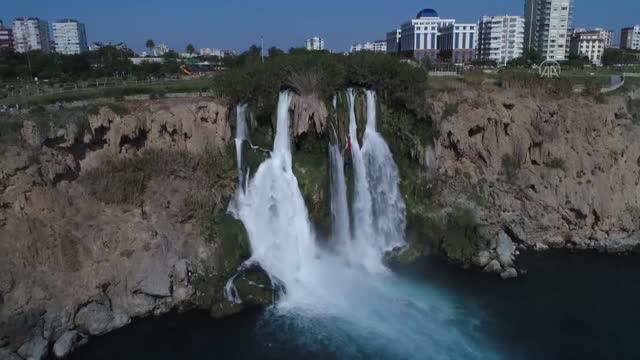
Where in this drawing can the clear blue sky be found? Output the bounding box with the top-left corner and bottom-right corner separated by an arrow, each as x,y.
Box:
3,0 -> 639,53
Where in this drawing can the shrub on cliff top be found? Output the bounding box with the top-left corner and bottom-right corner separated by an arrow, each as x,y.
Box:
462,70 -> 486,86
499,71 -> 573,97
213,51 -> 429,119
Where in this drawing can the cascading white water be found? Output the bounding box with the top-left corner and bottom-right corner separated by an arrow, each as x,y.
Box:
328,134 -> 351,257
234,103 -> 249,191
346,88 -> 381,271
227,90 -> 497,359
228,91 -> 318,303
362,90 -> 407,250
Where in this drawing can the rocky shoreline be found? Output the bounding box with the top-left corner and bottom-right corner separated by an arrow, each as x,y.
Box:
391,85 -> 640,276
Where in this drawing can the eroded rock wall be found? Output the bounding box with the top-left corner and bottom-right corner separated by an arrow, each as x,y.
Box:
0,98 -> 241,359
432,88 -> 640,255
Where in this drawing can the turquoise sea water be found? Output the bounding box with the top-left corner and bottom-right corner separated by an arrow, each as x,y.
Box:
66,252 -> 640,360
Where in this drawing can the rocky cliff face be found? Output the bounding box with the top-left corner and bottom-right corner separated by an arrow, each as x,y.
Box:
0,98 -> 253,359
421,87 -> 640,274
290,93 -> 328,138
2,87 -> 639,358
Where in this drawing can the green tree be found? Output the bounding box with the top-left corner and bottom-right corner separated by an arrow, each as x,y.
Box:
288,47 -> 308,55
163,50 -> 179,59
145,39 -> 155,56
507,49 -> 543,68
602,48 -> 639,66
268,46 -> 285,58
562,54 -> 591,69
186,43 -> 195,55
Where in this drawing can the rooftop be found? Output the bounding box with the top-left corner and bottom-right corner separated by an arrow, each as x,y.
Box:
54,19 -> 82,24
416,8 -> 439,19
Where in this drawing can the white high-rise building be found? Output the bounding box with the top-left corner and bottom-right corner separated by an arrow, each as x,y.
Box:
305,37 -> 325,51
478,15 -> 525,65
350,40 -> 387,53
524,0 -> 573,61
52,19 -> 88,55
12,17 -> 51,53
620,26 -> 640,50
570,31 -> 605,65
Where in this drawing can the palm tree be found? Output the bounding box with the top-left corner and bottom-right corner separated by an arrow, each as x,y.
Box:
186,43 -> 195,56
145,39 -> 155,56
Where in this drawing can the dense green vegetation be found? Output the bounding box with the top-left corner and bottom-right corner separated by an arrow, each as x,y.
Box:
505,48 -> 640,69
0,46 -> 180,82
602,48 -> 640,67
0,78 -> 215,106
1,47 -> 431,119
213,50 -> 429,119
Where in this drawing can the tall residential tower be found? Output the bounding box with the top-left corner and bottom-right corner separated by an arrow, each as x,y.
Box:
305,37 -> 325,51
12,17 -> 51,53
620,26 -> 640,50
0,21 -> 13,50
477,15 -> 525,65
52,19 -> 88,54
524,0 -> 573,61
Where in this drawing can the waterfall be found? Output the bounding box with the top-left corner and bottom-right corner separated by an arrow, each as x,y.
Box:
228,91 -> 317,303
235,103 -> 249,191
346,89 -> 381,271
328,133 -> 351,257
362,90 -> 406,250
224,89 -> 496,359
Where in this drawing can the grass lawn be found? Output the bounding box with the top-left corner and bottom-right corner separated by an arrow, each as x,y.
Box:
0,77 -> 218,107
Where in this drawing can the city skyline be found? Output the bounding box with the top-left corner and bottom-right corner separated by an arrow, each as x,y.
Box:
3,0 -> 640,53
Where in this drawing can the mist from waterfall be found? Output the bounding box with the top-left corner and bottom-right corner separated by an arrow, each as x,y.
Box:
227,90 -> 498,359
